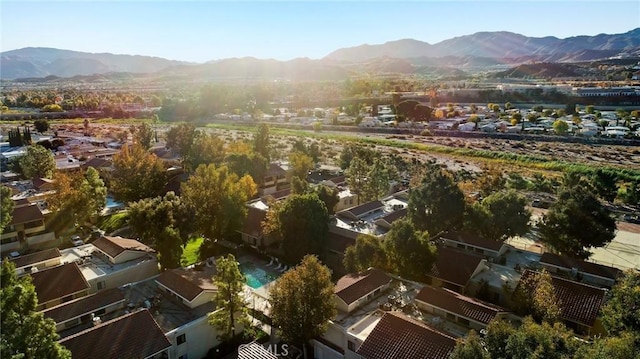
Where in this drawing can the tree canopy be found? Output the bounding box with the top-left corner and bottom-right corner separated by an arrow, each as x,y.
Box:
465,190 -> 530,242
1,185 -> 14,233
1,260 -> 72,359
128,191 -> 194,269
15,145 -> 56,179
48,167 -> 107,229
208,254 -> 248,342
265,193 -> 329,264
343,234 -> 389,274
110,144 -> 168,203
600,269 -> 640,336
132,122 -> 154,150
408,169 -> 465,235
539,183 -> 616,259
185,132 -> 226,172
269,255 -> 336,352
383,219 -> 437,281
181,164 -> 257,242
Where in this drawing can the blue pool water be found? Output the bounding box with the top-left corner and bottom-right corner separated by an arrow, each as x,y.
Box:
240,262 -> 278,289
106,196 -> 123,209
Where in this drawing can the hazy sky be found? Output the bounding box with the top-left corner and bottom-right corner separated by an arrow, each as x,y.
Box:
2,1 -> 639,62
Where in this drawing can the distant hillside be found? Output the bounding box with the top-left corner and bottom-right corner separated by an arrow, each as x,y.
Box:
165,57 -> 352,81
0,47 -> 191,79
492,63 -> 583,79
325,28 -> 640,63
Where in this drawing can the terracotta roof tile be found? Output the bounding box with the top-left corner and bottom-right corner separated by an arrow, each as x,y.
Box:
519,270 -> 606,327
30,263 -> 90,304
334,269 -> 391,305
428,247 -> 483,288
156,268 -> 216,302
60,309 -> 171,359
9,248 -> 61,268
92,236 -> 154,259
440,231 -> 504,252
43,288 -> 125,324
540,252 -> 622,281
356,312 -> 456,359
415,286 -> 506,325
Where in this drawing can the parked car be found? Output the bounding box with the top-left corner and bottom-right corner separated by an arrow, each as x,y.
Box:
71,235 -> 84,246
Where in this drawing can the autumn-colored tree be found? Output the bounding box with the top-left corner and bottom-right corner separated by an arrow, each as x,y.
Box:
110,144 -> 167,203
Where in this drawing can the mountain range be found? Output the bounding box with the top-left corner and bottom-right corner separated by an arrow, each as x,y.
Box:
1,28 -> 639,80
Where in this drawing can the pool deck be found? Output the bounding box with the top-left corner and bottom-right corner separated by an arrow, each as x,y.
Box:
237,255 -> 286,316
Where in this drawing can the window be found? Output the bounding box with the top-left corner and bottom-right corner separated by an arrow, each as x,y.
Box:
177,334 -> 186,345
347,341 -> 355,351
97,281 -> 105,290
94,308 -> 106,316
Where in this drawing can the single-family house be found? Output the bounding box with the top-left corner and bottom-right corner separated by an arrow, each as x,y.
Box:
59,309 -> 172,359
415,285 -> 509,331
539,252 -> 622,288
31,262 -> 90,310
427,246 -> 485,293
260,163 -> 289,195
155,268 -> 217,309
355,311 -> 457,359
334,269 -> 392,313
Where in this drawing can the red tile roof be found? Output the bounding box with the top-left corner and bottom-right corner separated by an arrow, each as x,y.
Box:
440,231 -> 504,252
334,269 -> 391,306
30,263 -> 90,305
9,248 -> 61,268
60,309 -> 171,359
428,247 -> 483,288
92,236 -> 154,258
415,286 -> 506,325
356,312 -> 456,359
43,288 -> 125,324
9,204 -> 43,225
156,268 -> 216,302
540,252 -> 622,281
519,270 -> 606,327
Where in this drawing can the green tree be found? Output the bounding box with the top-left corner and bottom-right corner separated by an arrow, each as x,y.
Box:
552,119 -> 569,135
253,123 -> 270,162
576,331 -> 640,359
346,156 -> 369,205
16,145 -> 56,179
383,218 -> 437,281
266,193 -> 329,264
185,133 -> 226,172
290,176 -> 310,195
343,234 -> 389,273
288,151 -> 314,181
511,270 -> 561,323
0,261 -> 72,359
466,190 -> 530,241
110,144 -> 167,203
449,330 -> 489,359
33,119 -> 49,133
600,269 -> 640,336
208,254 -> 249,342
622,181 -> 640,205
1,185 -> 13,233
41,104 -> 63,112
408,169 -> 465,235
363,157 -> 399,202
49,167 -> 107,228
165,123 -> 197,161
504,102 -> 513,110
590,169 -> 619,203
225,152 -> 268,186
315,185 -> 339,215
478,317 -> 582,359
539,184 -> 616,259
586,105 -> 595,114
269,255 -> 336,358
155,226 -> 184,269
133,122 -> 154,150
181,164 -> 257,241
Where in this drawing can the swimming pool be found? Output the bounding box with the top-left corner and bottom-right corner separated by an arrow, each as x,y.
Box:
239,262 -> 278,289
106,196 -> 124,209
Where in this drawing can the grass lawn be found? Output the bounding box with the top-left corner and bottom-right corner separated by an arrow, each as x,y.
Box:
181,237 -> 204,266
97,211 -> 129,233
